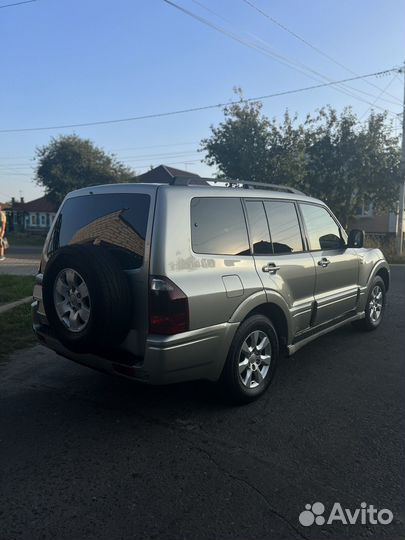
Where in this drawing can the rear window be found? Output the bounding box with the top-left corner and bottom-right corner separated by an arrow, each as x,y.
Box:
191,197 -> 250,256
48,193 -> 150,268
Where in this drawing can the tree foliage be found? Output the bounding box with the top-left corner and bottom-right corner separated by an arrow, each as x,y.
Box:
35,135 -> 135,204
201,95 -> 401,226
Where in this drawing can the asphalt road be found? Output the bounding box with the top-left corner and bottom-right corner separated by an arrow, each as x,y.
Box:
0,267 -> 404,540
0,246 -> 41,275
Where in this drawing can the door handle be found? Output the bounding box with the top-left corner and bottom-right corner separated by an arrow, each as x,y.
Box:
318,257 -> 331,268
262,262 -> 280,274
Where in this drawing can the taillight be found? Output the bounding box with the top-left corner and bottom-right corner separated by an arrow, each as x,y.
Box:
149,276 -> 189,335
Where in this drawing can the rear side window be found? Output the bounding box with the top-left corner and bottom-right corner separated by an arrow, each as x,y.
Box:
299,204 -> 343,251
264,201 -> 304,254
245,201 -> 273,255
48,193 -> 150,268
191,197 -> 250,256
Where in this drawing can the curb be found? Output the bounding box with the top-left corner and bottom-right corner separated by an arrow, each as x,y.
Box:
0,297 -> 32,315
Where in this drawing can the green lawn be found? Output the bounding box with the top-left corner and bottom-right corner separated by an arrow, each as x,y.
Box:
0,303 -> 36,361
0,275 -> 35,305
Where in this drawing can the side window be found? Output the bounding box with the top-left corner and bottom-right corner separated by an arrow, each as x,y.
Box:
300,204 -> 343,251
245,201 -> 273,254
191,197 -> 250,256
264,201 -> 304,254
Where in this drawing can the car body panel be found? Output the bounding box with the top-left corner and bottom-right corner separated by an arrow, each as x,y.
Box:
310,249 -> 360,325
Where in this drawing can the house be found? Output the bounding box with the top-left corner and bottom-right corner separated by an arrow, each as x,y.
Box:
5,195 -> 58,233
348,202 -> 403,237
136,164 -> 208,185
4,166 -> 204,233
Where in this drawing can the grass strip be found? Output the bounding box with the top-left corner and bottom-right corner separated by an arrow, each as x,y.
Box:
0,303 -> 36,362
0,275 -> 35,305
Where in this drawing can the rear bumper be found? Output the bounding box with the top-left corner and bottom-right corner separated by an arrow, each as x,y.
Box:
32,301 -> 238,384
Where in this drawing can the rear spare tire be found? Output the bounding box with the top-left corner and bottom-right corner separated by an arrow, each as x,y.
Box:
42,244 -> 132,353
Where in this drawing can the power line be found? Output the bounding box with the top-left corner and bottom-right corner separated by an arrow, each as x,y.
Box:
163,0 -> 329,82
0,141 -> 200,161
240,0 -> 402,105
0,159 -> 205,178
0,67 -> 400,134
162,0 -> 399,112
360,74 -> 401,120
0,0 -> 36,9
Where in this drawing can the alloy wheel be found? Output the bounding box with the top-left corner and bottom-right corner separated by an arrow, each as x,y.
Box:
369,285 -> 383,323
53,268 -> 91,332
238,330 -> 272,389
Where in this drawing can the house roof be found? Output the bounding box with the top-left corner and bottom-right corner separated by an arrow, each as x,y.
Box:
136,164 -> 208,185
13,196 -> 58,213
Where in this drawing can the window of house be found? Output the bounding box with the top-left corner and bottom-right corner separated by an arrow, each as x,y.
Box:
354,200 -> 373,217
191,197 -> 250,256
41,215 -> 46,225
31,214 -> 36,225
300,204 -> 343,251
264,201 -> 304,254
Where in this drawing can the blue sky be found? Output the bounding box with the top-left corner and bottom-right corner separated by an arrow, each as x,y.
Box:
0,0 -> 403,202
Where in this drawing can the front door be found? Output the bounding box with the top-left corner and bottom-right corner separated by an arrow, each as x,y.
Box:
299,203 -> 359,326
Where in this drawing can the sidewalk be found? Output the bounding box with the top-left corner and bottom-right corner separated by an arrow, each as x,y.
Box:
0,256 -> 40,276
0,296 -> 32,315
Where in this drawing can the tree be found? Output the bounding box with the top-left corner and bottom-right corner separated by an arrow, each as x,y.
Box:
301,107 -> 401,226
35,135 -> 135,204
201,96 -> 401,226
201,89 -> 273,183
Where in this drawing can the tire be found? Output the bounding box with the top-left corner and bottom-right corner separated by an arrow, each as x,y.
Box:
42,244 -> 132,353
219,315 -> 279,404
353,276 -> 386,332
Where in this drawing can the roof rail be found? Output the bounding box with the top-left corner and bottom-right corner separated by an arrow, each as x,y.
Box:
224,180 -> 306,196
169,176 -> 209,186
169,176 -> 306,196
213,179 -> 306,196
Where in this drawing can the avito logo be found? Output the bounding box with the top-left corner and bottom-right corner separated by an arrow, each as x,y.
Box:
299,502 -> 393,527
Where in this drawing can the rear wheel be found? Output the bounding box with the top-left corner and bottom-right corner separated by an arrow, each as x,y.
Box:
219,315 -> 279,404
353,276 -> 386,331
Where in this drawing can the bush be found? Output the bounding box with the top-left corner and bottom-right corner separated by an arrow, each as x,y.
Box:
364,234 -> 405,264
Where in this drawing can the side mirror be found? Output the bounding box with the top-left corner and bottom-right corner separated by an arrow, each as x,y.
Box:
347,229 -> 364,248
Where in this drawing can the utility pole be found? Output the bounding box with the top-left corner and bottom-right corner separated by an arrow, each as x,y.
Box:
397,62 -> 405,255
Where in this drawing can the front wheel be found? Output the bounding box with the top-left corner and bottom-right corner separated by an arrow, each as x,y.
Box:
353,276 -> 386,331
219,315 -> 279,404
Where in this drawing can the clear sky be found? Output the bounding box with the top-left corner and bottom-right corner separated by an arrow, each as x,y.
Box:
0,0 -> 403,203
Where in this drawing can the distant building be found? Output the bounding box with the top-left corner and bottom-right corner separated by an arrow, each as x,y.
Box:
5,195 -> 58,233
136,164 -> 208,185
348,202 -> 403,237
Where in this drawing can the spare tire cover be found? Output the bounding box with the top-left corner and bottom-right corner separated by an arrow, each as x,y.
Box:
42,244 -> 132,353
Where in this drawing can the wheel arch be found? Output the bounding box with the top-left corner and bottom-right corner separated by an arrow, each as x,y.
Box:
376,266 -> 390,292
240,303 -> 289,355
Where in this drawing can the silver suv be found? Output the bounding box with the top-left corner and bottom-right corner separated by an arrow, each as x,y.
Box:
32,179 -> 390,403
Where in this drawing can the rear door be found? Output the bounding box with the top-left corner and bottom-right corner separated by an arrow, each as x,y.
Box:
298,202 -> 359,326
244,198 -> 316,335
184,196 -> 265,329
